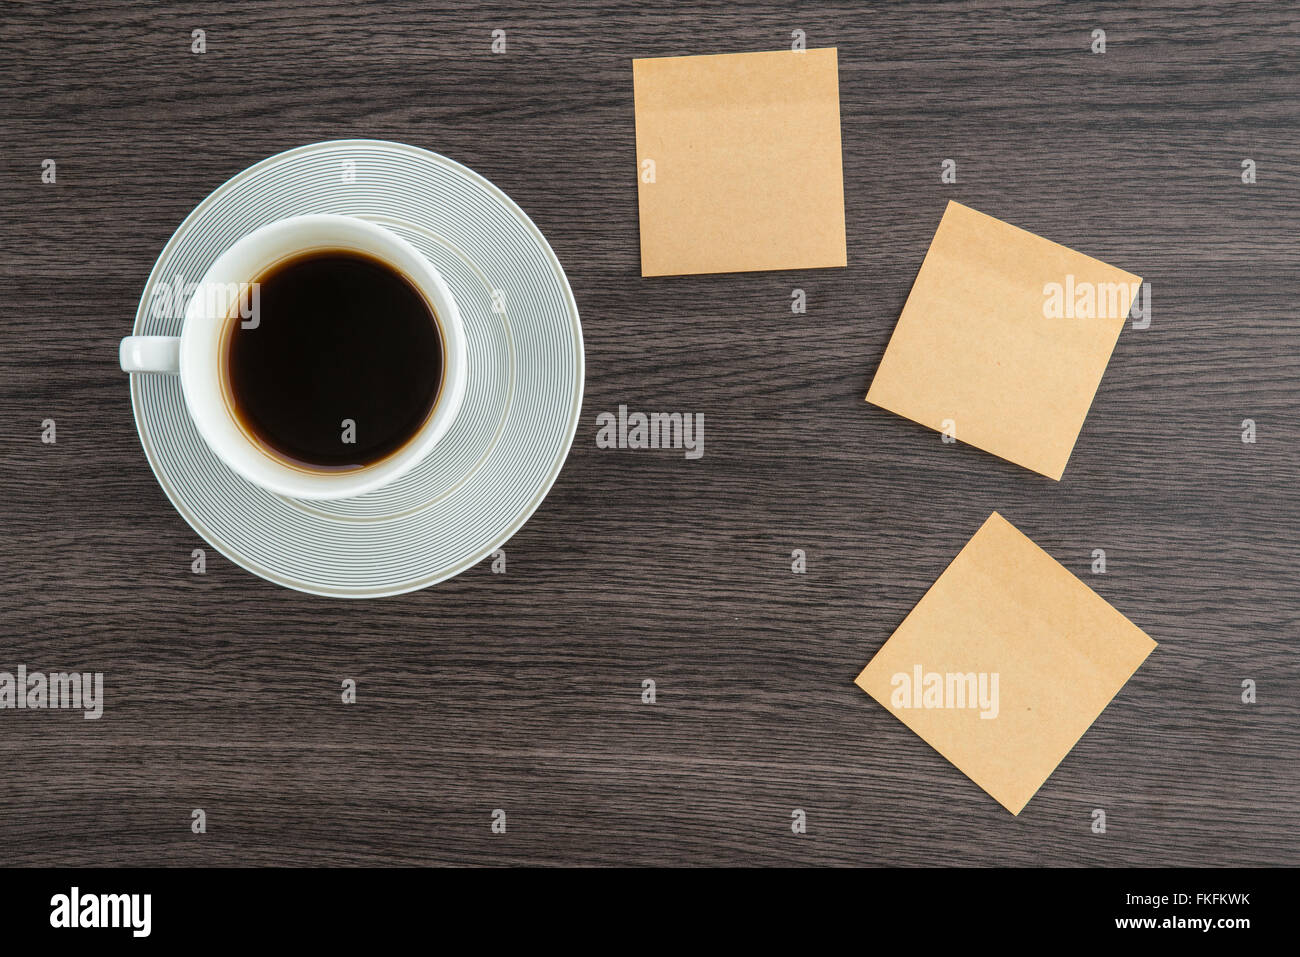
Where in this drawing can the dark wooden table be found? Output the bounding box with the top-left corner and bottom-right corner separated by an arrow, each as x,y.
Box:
1,1 -> 1296,867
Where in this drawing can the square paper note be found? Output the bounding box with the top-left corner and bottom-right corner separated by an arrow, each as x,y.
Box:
866,201 -> 1141,480
854,512 -> 1156,815
632,48 -> 847,277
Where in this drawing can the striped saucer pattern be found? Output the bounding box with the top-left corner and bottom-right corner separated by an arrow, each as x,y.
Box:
130,140 -> 585,597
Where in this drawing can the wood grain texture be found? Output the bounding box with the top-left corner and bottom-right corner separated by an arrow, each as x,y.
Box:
0,0 -> 1297,866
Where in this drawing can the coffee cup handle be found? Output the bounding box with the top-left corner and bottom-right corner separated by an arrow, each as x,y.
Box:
119,336 -> 181,374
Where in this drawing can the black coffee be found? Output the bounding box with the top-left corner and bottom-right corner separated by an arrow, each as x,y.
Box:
224,250 -> 443,470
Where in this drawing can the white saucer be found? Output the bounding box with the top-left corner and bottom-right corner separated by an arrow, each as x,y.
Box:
129,140 -> 584,597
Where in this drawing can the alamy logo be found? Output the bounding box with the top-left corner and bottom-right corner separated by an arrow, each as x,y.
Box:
50,887 -> 151,937
891,664 -> 999,719
1043,274 -> 1150,324
595,404 -> 704,459
0,665 -> 103,719
149,273 -> 260,326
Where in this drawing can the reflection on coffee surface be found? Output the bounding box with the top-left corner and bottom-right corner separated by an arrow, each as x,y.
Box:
224,249 -> 444,471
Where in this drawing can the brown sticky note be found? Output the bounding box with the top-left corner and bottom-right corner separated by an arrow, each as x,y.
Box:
854,512 -> 1156,815
632,48 -> 847,277
866,201 -> 1141,480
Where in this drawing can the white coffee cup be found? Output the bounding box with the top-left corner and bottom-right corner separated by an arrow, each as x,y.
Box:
119,214 -> 468,500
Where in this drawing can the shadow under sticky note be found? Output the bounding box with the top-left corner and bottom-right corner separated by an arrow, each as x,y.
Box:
854,512 -> 1156,816
632,48 -> 847,277
866,201 -> 1141,480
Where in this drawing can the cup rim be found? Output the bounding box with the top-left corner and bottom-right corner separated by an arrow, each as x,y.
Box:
178,214 -> 468,500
